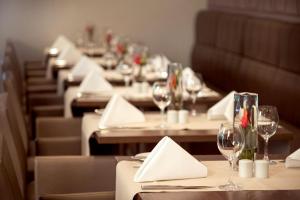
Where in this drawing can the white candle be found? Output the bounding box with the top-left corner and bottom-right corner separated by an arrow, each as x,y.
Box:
255,160 -> 269,178
239,159 -> 253,178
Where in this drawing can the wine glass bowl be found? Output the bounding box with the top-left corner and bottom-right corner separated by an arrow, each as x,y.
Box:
118,63 -> 133,87
217,123 -> 245,191
258,105 -> 279,162
184,73 -> 203,116
152,81 -> 171,128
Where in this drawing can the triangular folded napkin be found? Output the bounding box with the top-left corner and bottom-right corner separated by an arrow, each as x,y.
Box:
207,91 -> 236,121
51,35 -> 73,51
77,68 -> 113,95
286,148 -> 300,168
57,45 -> 82,65
151,55 -> 170,71
134,136 -> 207,182
70,56 -> 103,80
98,94 -> 145,128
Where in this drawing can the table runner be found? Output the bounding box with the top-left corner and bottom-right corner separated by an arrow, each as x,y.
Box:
116,160 -> 300,200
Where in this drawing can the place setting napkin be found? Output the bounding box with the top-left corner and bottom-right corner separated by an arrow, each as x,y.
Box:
134,136 -> 208,182
51,35 -> 74,52
57,45 -> 82,66
286,148 -> 300,168
81,94 -> 146,155
69,56 -> 104,81
207,91 -> 236,121
77,67 -> 113,97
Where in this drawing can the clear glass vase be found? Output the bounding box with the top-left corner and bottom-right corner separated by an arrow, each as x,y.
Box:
167,63 -> 183,110
234,92 -> 258,161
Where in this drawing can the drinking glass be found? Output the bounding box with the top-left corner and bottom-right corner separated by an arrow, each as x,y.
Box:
217,123 -> 245,191
258,106 -> 279,163
184,73 -> 203,116
118,63 -> 133,87
152,81 -> 171,128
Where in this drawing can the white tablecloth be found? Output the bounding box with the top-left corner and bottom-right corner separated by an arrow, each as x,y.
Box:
116,160 -> 300,200
64,86 -> 153,118
57,69 -> 71,96
81,113 -> 226,156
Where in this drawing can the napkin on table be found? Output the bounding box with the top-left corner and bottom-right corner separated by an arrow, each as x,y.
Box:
207,91 -> 236,122
70,56 -> 103,80
150,55 -> 170,73
51,35 -> 74,51
77,68 -> 113,95
98,94 -> 145,128
57,45 -> 82,65
134,136 -> 207,182
286,148 -> 300,168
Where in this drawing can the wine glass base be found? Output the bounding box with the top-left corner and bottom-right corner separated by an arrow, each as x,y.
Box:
156,123 -> 169,129
218,181 -> 242,191
269,160 -> 277,165
191,110 -> 197,117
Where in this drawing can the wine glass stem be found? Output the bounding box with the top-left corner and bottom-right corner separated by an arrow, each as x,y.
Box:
191,94 -> 197,116
160,107 -> 165,126
263,138 -> 269,161
124,77 -> 130,87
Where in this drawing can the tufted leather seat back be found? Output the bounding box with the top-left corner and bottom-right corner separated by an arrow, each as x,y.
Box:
192,10 -> 300,127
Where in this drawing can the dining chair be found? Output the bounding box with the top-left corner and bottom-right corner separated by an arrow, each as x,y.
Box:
0,132 -> 24,200
3,73 -> 81,155
0,93 -> 116,200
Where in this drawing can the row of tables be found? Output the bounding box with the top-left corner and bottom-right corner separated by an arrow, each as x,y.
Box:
46,43 -> 297,200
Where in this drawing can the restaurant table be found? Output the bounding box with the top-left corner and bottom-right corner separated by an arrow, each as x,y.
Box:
116,158 -> 300,200
134,190 -> 300,200
82,113 -> 293,155
69,87 -> 222,117
57,69 -> 165,95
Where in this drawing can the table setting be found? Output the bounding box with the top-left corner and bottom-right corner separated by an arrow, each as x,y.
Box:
115,136 -> 300,200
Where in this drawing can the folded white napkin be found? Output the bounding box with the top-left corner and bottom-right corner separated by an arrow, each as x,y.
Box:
182,67 -> 194,78
151,55 -> 170,72
51,35 -> 73,51
70,56 -> 103,80
207,91 -> 236,121
286,148 -> 300,168
77,68 -> 113,95
134,136 -> 207,182
98,94 -> 145,128
57,45 -> 82,65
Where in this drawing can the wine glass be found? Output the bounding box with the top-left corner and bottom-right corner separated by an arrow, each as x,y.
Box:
118,63 -> 133,87
217,123 -> 245,191
184,73 -> 203,116
258,106 -> 279,163
152,81 -> 171,128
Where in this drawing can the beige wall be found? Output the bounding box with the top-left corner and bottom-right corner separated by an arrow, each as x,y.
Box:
0,0 -> 207,66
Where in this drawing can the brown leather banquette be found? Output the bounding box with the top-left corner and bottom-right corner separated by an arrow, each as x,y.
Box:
192,10 -> 300,129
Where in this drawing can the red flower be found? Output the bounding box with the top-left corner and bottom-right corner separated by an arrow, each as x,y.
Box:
134,54 -> 142,65
168,74 -> 177,89
241,109 -> 249,128
117,44 -> 125,54
106,33 -> 112,44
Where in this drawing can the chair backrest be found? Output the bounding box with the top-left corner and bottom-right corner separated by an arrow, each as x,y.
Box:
4,41 -> 25,99
2,55 -> 23,101
3,72 -> 29,152
0,93 -> 26,198
0,130 -> 23,200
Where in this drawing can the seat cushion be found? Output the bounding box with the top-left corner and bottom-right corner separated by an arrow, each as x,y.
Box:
26,70 -> 46,78
36,137 -> 81,155
27,77 -> 56,86
27,85 -> 57,94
